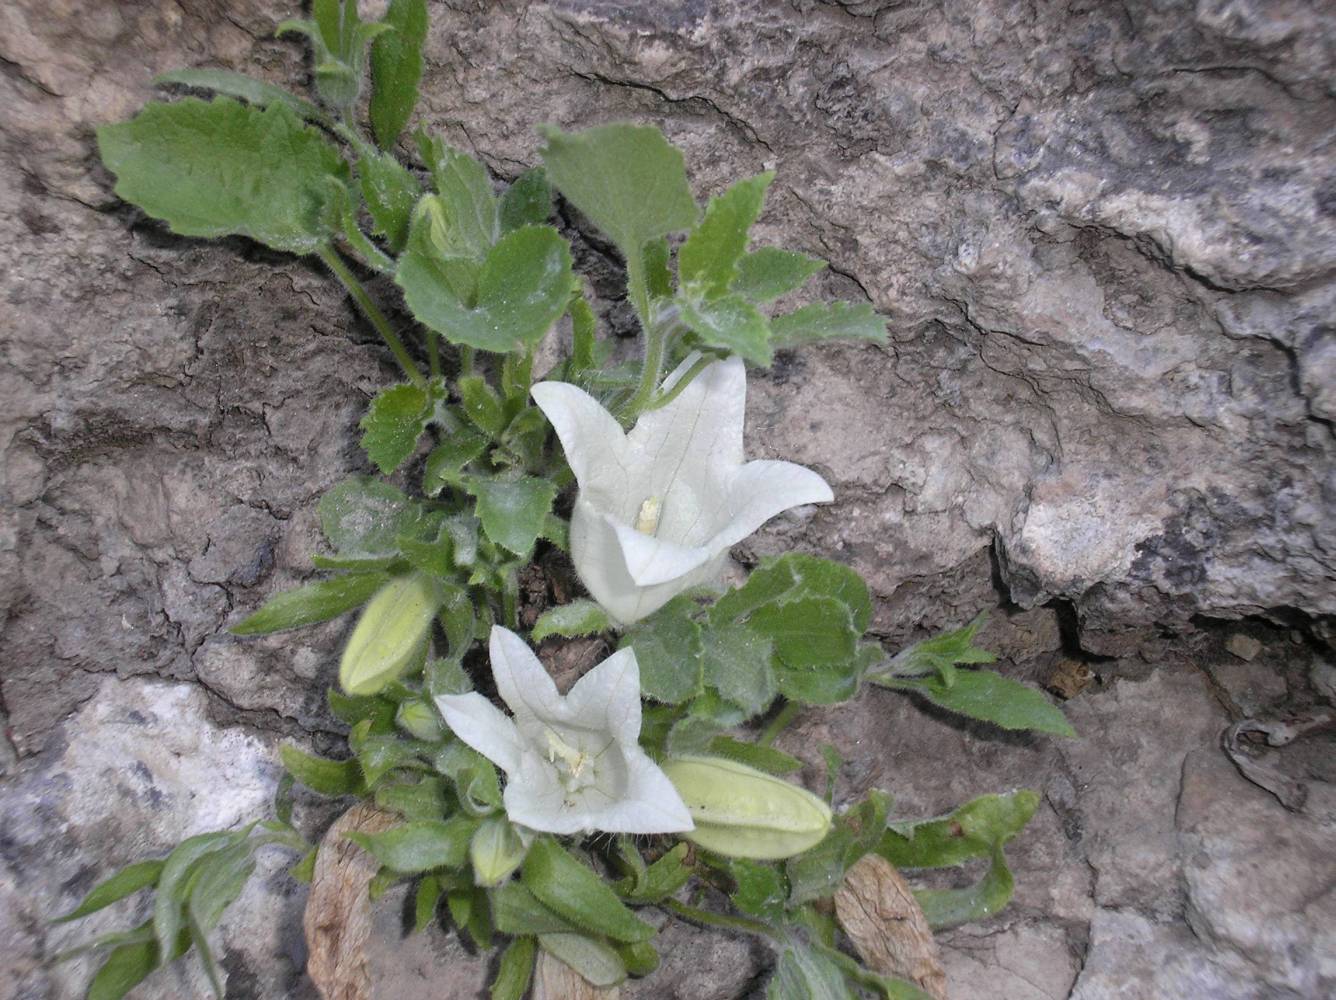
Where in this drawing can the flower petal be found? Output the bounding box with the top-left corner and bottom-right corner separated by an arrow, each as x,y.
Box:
530,380 -> 632,512
434,692 -> 523,775
490,625 -> 565,724
570,501 -> 725,624
610,517 -> 718,588
580,745 -> 694,834
503,749 -> 590,835
565,646 -> 641,745
629,356 -> 746,482
703,459 -> 833,553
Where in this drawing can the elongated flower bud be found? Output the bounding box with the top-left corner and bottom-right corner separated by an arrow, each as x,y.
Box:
661,755 -> 832,860
339,572 -> 443,696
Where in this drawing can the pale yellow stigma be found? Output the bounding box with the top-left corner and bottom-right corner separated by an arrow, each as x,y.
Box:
546,731 -> 590,779
634,496 -> 663,535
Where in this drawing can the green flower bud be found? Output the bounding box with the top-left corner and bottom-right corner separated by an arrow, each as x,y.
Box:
662,755 -> 833,860
396,699 -> 444,742
470,815 -> 527,887
340,572 -> 443,696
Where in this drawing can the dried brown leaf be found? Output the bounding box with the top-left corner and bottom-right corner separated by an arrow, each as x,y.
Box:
303,803 -> 399,1000
833,853 -> 948,1000
532,948 -> 622,1000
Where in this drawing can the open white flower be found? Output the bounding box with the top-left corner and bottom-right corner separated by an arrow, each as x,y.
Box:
531,355 -> 834,624
434,626 -> 693,836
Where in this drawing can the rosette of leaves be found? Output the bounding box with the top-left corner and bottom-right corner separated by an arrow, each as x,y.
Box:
67,2 -> 1076,998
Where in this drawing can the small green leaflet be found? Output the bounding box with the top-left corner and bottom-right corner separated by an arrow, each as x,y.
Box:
876,670 -> 1075,737
622,597 -> 704,704
231,572 -> 389,636
539,123 -> 698,264
280,744 -> 365,796
417,135 -> 500,258
357,143 -> 421,251
53,861 -> 165,924
530,599 -> 611,642
769,301 -> 888,350
349,817 -> 476,873
468,475 -> 558,557
369,0 -> 427,149
152,69 -> 323,121
500,168 -> 553,233
360,381 -> 436,474
679,172 -> 774,299
490,936 -> 536,1000
397,225 -> 573,353
679,294 -> 773,366
98,98 -> 347,256
732,248 -> 826,302
522,839 -> 655,944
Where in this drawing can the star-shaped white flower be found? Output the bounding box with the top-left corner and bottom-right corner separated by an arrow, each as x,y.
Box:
531,355 -> 834,624
434,626 -> 693,836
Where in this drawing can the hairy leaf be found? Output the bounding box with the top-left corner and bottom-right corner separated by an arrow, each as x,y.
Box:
98,98 -> 347,255
679,172 -> 773,298
369,0 -> 427,148
469,475 -> 558,557
878,671 -> 1074,737
500,168 -> 553,233
522,839 -> 655,944
679,294 -> 772,366
348,817 -> 475,873
531,599 -> 611,642
731,247 -> 826,302
281,745 -> 366,797
622,597 -> 704,704
769,301 -> 888,350
231,572 -> 388,636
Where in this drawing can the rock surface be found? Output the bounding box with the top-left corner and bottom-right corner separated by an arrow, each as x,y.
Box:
2,0 -> 1335,998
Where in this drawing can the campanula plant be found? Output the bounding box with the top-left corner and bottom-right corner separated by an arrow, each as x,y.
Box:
59,3 -> 1075,998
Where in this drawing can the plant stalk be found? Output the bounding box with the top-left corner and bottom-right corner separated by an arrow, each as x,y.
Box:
317,245 -> 426,388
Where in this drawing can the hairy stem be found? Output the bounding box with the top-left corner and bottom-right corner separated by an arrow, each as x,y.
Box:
317,246 -> 426,387
758,700 -> 801,747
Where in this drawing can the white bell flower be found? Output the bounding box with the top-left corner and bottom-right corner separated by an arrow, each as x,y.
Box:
434,626 -> 693,836
531,355 -> 834,624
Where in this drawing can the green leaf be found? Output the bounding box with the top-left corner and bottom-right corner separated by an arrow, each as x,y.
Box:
679,172 -> 773,298
424,428 -> 489,495
358,732 -> 431,787
348,817 -> 475,873
290,847 -> 318,883
433,742 -> 503,815
880,789 -> 1040,869
769,301 -> 887,350
491,882 -> 579,936
643,238 -> 673,298
87,933 -> 165,1000
491,935 -> 536,1000
188,840 -> 255,932
500,168 -> 553,233
369,0 -> 427,148
786,790 -> 890,905
701,620 -> 777,716
98,98 -> 347,255
414,875 -> 443,933
707,856 -> 787,921
468,476 -> 558,558
53,860 -> 164,924
769,942 -> 857,1000
679,294 -> 772,366
539,124 -> 697,265
328,688 -> 397,731
455,377 -> 506,437
417,136 -> 499,257
882,614 -> 995,682
360,383 -> 434,474
522,839 -> 655,944
878,670 -> 1075,737
153,69 -> 323,121
152,831 -> 238,962
280,745 -> 365,796
915,843 -> 1015,929
622,597 -> 704,704
731,248 -> 826,302
714,553 -> 871,633
538,933 -> 628,988
358,144 -> 421,251
530,599 -> 610,642
319,478 -> 413,562
398,225 -> 574,353
705,736 -> 802,775
618,843 -> 692,905
376,775 -> 448,821
231,572 -> 388,636
750,596 -> 856,671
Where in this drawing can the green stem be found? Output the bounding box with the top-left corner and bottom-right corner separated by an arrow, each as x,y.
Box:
619,321 -> 668,424
317,246 -> 426,388
758,700 -> 801,747
663,900 -> 776,940
459,346 -> 476,377
643,353 -> 714,412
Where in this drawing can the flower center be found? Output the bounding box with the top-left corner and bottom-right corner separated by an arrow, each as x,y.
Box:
546,731 -> 598,792
634,496 -> 663,535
